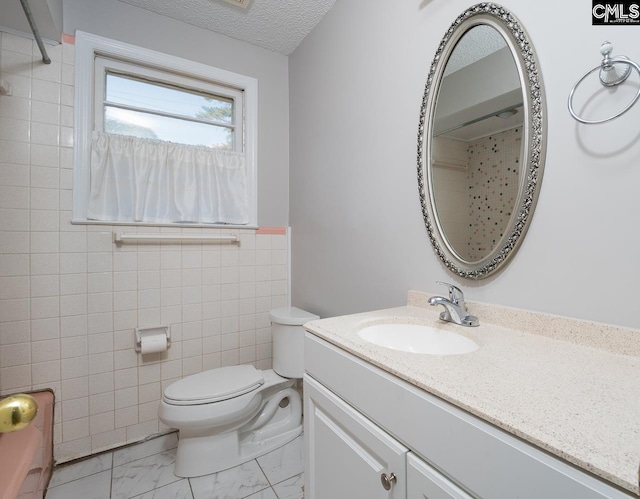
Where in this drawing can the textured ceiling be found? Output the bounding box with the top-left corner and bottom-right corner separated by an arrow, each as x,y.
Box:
444,26 -> 507,76
116,0 -> 336,55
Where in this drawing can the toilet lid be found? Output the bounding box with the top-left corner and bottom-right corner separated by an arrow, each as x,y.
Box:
270,306 -> 319,325
164,365 -> 264,405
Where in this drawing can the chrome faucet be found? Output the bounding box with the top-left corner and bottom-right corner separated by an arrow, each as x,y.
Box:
428,282 -> 479,327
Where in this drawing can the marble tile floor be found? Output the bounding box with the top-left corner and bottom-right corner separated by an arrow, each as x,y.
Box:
45,432 -> 304,499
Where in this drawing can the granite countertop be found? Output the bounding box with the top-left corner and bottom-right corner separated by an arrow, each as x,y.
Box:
304,291 -> 640,496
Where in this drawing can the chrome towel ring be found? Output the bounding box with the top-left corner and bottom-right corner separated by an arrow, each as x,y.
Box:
568,41 -> 640,125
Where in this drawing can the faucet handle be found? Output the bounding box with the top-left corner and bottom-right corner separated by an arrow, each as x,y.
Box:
435,281 -> 465,306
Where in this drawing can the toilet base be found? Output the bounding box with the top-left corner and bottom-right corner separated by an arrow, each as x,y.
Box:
172,385 -> 303,478
174,424 -> 302,478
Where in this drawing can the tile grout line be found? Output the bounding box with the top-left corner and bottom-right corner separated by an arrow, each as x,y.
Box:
108,453 -> 114,499
187,475 -> 196,499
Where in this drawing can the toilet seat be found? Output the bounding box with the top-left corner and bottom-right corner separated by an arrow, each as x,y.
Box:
164,365 -> 265,406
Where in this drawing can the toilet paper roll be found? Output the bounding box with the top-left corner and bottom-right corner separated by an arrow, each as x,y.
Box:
140,334 -> 167,354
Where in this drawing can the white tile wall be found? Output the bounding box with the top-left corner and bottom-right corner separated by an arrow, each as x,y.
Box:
0,32 -> 288,463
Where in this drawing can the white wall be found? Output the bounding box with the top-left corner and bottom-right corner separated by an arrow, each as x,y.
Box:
290,0 -> 640,329
63,0 -> 290,227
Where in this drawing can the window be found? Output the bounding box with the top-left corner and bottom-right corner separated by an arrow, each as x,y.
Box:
95,58 -> 243,150
73,31 -> 258,226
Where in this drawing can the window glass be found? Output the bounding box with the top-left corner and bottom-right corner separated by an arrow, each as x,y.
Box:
104,103 -> 233,148
105,73 -> 234,125
103,72 -> 235,149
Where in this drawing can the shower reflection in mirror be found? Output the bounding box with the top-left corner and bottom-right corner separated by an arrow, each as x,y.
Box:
417,4 -> 546,280
431,25 -> 524,262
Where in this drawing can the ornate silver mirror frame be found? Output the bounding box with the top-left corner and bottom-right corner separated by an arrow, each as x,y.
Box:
417,3 -> 546,279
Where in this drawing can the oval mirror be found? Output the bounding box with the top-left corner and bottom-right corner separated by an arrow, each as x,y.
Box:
417,4 -> 546,279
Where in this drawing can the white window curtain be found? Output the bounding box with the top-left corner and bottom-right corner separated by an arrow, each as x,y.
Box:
88,132 -> 249,225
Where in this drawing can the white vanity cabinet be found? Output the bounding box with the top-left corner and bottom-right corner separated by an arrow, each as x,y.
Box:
304,332 -> 636,499
304,375 -> 407,498
305,374 -> 474,499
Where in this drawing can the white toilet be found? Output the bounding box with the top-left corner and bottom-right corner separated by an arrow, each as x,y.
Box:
158,306 -> 318,478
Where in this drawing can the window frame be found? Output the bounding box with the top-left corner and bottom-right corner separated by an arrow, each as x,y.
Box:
73,31 -> 258,227
95,58 -> 244,151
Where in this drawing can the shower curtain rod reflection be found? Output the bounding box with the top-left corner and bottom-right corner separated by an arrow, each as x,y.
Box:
112,231 -> 240,245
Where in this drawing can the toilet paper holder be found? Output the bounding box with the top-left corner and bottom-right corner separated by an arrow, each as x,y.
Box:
135,325 -> 171,353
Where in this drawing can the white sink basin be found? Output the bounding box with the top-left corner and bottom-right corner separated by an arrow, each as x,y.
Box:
357,324 -> 479,355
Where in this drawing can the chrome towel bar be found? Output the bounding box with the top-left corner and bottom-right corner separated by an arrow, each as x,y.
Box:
112,232 -> 240,245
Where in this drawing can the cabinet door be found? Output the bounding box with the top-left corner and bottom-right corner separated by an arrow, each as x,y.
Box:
304,375 -> 408,499
407,453 -> 473,499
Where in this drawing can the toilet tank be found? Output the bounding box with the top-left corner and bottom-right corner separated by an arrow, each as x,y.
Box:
270,307 -> 319,378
